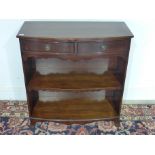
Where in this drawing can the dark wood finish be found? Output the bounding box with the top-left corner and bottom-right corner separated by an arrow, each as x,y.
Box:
22,51 -> 128,61
32,99 -> 117,120
21,57 -> 39,115
28,72 -> 121,91
17,21 -> 133,40
20,39 -> 129,53
17,21 -> 133,126
77,39 -> 129,55
21,39 -> 74,53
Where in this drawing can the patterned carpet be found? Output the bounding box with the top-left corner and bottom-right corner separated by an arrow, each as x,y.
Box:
0,101 -> 155,135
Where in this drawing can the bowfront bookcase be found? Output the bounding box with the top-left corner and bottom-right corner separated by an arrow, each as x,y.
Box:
17,21 -> 133,126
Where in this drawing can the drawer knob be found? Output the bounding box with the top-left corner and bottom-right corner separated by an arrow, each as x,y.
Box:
45,44 -> 51,51
101,45 -> 106,51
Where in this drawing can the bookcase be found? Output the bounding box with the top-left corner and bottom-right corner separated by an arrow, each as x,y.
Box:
17,21 -> 133,125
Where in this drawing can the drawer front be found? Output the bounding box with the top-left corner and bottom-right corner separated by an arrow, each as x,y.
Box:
77,40 -> 129,55
22,40 -> 74,53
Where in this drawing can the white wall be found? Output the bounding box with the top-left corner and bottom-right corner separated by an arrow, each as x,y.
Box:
124,21 -> 155,100
0,0 -> 155,102
0,20 -> 26,100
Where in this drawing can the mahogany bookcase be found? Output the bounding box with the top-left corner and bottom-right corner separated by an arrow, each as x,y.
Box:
17,21 -> 133,126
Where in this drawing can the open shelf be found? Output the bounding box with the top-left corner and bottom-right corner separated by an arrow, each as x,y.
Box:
31,99 -> 118,121
28,72 -> 121,91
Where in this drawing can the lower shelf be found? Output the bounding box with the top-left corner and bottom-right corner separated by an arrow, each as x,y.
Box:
31,99 -> 118,121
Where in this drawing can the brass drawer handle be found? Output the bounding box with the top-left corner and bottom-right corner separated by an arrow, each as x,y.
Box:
45,44 -> 51,51
101,45 -> 106,51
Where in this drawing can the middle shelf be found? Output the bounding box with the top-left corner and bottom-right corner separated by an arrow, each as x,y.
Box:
28,72 -> 121,91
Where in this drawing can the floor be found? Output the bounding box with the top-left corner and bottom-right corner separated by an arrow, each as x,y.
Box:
0,101 -> 155,135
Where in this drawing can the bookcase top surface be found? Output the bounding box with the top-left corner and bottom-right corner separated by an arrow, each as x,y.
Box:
17,21 -> 133,40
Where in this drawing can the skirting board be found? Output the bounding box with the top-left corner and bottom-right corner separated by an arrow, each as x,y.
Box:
0,86 -> 26,100
123,100 -> 155,104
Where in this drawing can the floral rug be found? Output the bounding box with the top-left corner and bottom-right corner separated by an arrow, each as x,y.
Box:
0,101 -> 155,135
